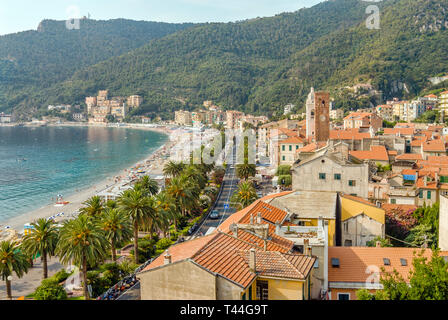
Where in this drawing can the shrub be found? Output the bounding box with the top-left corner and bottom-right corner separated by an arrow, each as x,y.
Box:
34,279 -> 68,300
278,175 -> 292,187
52,269 -> 71,283
276,165 -> 291,176
156,238 -> 173,251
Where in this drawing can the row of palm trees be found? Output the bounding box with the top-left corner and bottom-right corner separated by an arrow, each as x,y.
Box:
0,161 -> 215,300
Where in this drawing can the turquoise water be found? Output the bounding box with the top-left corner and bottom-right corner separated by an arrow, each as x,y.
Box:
0,126 -> 168,222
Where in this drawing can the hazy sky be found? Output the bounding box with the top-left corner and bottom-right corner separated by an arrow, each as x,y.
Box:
0,0 -> 324,35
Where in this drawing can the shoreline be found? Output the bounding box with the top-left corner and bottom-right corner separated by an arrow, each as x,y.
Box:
0,123 -> 179,234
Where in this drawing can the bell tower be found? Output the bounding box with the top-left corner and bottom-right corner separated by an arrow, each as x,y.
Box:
306,88 -> 330,143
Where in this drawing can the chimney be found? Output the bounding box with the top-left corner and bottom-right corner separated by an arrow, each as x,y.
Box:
250,214 -> 254,225
249,249 -> 257,273
424,176 -> 427,187
376,241 -> 381,248
164,250 -> 172,265
304,239 -> 310,256
256,212 -> 262,224
275,221 -> 281,235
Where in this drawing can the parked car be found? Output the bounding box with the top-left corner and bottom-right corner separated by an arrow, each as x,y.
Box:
210,210 -> 220,219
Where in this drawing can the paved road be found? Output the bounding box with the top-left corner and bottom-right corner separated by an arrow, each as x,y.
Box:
193,145 -> 239,237
0,257 -> 63,300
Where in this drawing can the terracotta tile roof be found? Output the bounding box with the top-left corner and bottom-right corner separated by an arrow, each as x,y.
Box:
142,234 -> 217,271
428,155 -> 448,162
279,136 -> 304,144
232,229 -> 292,253
349,145 -> 389,161
384,128 -> 415,136
240,250 -> 316,280
328,247 -> 433,284
330,129 -> 371,141
388,150 -> 398,156
402,169 -> 417,176
395,153 -> 423,161
416,177 -> 438,190
343,112 -> 373,121
423,139 -> 446,152
410,137 -> 427,147
269,128 -> 298,138
218,192 -> 293,233
296,142 -> 327,153
142,230 -> 313,288
192,233 -> 257,287
340,194 -> 376,207
425,94 -> 438,98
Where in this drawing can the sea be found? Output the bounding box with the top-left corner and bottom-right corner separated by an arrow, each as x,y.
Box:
0,126 -> 168,223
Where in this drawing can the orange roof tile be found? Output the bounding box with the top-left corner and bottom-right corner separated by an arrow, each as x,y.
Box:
395,153 -> 423,161
142,234 -> 217,271
343,112 -> 374,121
340,194 -> 376,207
296,142 -> 327,153
349,145 -> 389,161
280,136 -> 304,144
402,169 -> 417,176
423,139 -> 446,152
384,128 -> 415,136
416,177 -> 438,190
328,247 -> 433,284
330,129 -> 371,141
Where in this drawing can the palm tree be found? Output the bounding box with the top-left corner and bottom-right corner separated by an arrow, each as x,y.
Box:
183,165 -> 207,190
22,218 -> 59,279
57,215 -> 109,300
163,161 -> 185,178
135,175 -> 159,197
154,192 -> 179,237
166,175 -> 200,227
0,241 -> 30,299
236,163 -> 257,181
100,208 -> 133,262
230,181 -> 259,210
118,189 -> 156,263
79,196 -> 104,217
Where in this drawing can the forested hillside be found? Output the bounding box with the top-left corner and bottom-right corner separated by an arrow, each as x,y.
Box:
0,19 -> 194,112
2,0 -> 448,119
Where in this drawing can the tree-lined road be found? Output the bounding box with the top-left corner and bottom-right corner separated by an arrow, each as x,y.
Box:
193,145 -> 238,237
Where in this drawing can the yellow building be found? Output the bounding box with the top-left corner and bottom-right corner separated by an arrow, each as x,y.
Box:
339,194 -> 385,247
138,232 -> 316,300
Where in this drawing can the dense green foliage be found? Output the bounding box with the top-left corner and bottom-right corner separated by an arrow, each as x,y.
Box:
0,19 -> 194,114
33,278 -> 68,300
4,0 -> 447,119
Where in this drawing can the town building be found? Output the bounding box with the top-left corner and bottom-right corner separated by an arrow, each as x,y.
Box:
279,136 -> 305,165
328,247 -> 435,300
127,95 -> 143,108
284,104 -> 295,115
174,110 -> 192,126
72,113 -> 87,122
376,105 -> 394,122
330,108 -> 344,120
339,195 -> 385,247
226,110 -> 244,129
306,88 -> 330,143
0,113 -> 13,123
343,112 -> 383,132
440,91 -> 448,118
292,144 -> 370,199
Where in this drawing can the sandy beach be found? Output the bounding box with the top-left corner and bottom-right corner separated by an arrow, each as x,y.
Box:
0,123 -> 183,234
